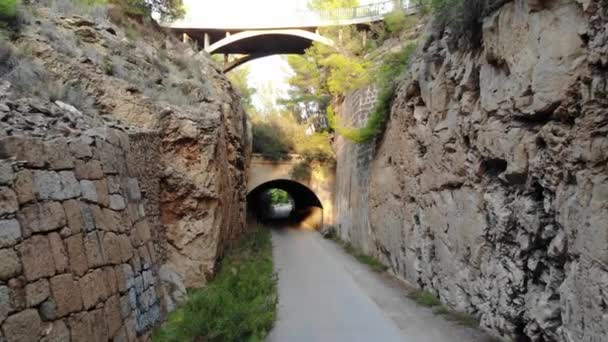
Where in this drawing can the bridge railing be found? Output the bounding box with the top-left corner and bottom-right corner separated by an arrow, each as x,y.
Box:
318,0 -> 421,22
169,0 -> 421,30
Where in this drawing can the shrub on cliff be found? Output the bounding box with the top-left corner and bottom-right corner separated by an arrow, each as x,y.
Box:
252,113 -> 334,162
329,43 -> 418,143
0,0 -> 18,20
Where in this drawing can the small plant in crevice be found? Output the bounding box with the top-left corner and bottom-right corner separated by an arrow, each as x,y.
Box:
289,161 -> 312,181
327,234 -> 388,272
407,289 -> 481,328
407,289 -> 442,307
0,0 -> 19,22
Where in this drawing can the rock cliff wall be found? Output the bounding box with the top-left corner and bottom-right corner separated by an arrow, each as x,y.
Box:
0,2 -> 251,340
334,0 -> 608,340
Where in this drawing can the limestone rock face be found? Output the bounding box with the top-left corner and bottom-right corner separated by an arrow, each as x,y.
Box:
335,0 -> 608,340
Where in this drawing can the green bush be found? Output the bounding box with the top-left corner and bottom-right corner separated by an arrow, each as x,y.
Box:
329,43 -> 417,143
289,161 -> 312,180
251,114 -> 334,162
267,189 -> 291,205
154,227 -> 277,342
0,0 -> 18,19
322,53 -> 371,95
252,119 -> 293,160
384,9 -> 406,33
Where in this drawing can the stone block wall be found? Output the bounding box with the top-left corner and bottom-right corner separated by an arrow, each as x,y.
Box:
333,86 -> 378,252
0,128 -> 162,341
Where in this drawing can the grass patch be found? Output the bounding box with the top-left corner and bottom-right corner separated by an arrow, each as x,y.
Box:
153,227 -> 277,342
435,307 -> 479,327
327,234 -> 388,272
407,289 -> 442,307
408,289 -> 480,328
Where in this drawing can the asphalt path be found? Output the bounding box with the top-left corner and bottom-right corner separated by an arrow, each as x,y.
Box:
267,228 -> 494,342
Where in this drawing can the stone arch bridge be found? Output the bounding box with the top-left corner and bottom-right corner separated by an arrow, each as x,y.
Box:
247,154 -> 335,230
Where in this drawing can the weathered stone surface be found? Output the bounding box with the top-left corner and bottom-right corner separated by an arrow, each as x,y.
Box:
25,279 -> 49,307
119,294 -> 131,319
79,269 -> 108,309
131,220 -> 151,247
32,171 -> 80,200
125,178 -> 141,202
116,264 -> 134,294
80,180 -> 98,202
74,159 -> 104,180
19,235 -> 55,281
88,205 -> 108,231
0,219 -> 21,248
109,194 -> 126,210
0,249 -> 21,281
40,320 -> 69,342
45,140 -> 74,170
104,295 -> 122,337
65,234 -> 88,276
1,309 -> 41,342
89,308 -> 109,342
0,137 -> 46,168
39,299 -> 57,321
106,176 -> 121,194
94,179 -> 110,207
102,232 -> 123,265
7,278 -> 26,313
0,161 -> 13,185
69,138 -> 93,159
48,232 -> 68,273
113,327 -> 128,342
18,202 -> 66,235
138,245 -> 152,270
68,310 -> 108,342
103,266 -> 118,294
12,170 -> 35,205
118,233 -> 133,262
0,286 -> 11,323
50,273 -> 83,317
0,187 -> 17,216
62,199 -> 84,236
83,232 -> 106,268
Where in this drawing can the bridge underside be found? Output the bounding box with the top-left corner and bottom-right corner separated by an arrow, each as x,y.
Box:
174,28 -> 322,55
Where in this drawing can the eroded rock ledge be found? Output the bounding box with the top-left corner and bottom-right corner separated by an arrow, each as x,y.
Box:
335,0 -> 608,340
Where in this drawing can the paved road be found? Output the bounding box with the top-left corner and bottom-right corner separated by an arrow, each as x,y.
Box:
267,228 -> 493,342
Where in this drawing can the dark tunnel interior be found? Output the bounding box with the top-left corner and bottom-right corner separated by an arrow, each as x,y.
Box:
247,179 -> 324,229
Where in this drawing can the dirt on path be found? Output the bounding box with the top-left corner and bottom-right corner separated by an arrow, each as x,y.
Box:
267,228 -> 495,342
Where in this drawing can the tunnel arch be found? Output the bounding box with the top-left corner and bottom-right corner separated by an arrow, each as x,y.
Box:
247,179 -> 324,230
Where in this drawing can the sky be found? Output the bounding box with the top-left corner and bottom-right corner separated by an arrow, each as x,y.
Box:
178,0 -> 376,112
180,0 -> 317,112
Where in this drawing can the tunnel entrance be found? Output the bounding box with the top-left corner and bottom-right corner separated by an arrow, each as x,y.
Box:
247,179 -> 324,230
